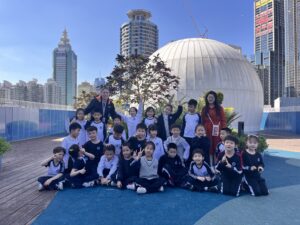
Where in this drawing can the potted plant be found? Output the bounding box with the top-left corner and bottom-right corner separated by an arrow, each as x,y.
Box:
0,138 -> 11,172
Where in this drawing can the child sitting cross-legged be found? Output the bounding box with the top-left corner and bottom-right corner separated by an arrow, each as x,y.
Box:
183,149 -> 218,192
132,141 -> 166,194
68,144 -> 99,188
158,143 -> 187,187
37,146 -> 66,191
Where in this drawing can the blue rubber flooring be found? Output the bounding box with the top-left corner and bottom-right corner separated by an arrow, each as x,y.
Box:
33,152 -> 300,225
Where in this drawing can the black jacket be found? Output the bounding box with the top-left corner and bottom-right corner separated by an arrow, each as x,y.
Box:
84,97 -> 116,123
157,105 -> 183,141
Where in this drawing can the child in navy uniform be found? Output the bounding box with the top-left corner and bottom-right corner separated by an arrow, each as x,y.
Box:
38,146 -> 66,191
105,124 -> 125,156
191,124 -> 211,165
69,145 -> 99,188
147,124 -> 165,160
181,99 -> 201,145
157,104 -> 183,141
184,149 -> 218,192
61,122 -> 81,168
97,145 -> 119,185
70,108 -> 87,147
85,110 -> 106,142
242,135 -> 269,196
82,126 -> 104,174
115,143 -> 139,190
127,123 -> 147,153
158,143 -> 187,187
133,141 -> 166,194
215,127 -> 232,158
216,135 -> 243,196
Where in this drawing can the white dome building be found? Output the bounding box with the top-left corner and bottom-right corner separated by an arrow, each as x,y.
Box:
151,38 -> 263,132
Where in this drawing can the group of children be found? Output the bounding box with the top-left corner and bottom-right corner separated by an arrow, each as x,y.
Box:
38,98 -> 268,197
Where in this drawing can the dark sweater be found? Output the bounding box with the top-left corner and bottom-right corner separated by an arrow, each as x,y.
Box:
158,154 -> 185,176
116,158 -> 139,182
157,106 -> 183,141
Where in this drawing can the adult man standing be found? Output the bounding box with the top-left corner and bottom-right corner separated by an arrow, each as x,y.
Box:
84,88 -> 116,123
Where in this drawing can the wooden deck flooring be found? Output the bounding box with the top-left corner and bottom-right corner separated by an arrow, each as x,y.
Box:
0,136 -> 63,225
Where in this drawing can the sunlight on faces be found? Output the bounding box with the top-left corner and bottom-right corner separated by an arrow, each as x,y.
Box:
146,108 -> 155,118
88,130 -> 98,141
144,144 -> 154,157
93,112 -> 102,122
188,104 -> 196,113
70,128 -> 80,138
220,130 -> 229,141
113,118 -> 121,125
171,127 -> 181,137
195,125 -> 206,137
54,152 -> 64,161
122,146 -> 132,159
101,88 -> 109,101
149,129 -> 158,138
113,132 -> 123,140
76,110 -> 85,120
207,94 -> 216,104
164,105 -> 172,115
247,138 -> 258,151
136,128 -> 146,139
167,148 -> 177,158
104,149 -> 114,161
193,153 -> 204,165
129,107 -> 137,117
224,140 -> 236,152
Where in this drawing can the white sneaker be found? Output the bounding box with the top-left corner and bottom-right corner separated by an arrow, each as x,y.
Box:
126,183 -> 136,190
159,186 -> 164,192
136,187 -> 147,194
57,182 -> 64,190
38,182 -> 44,191
82,181 -> 94,188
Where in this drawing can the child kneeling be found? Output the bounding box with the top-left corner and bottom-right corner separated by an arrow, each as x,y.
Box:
183,149 -> 218,192
132,141 -> 166,194
215,135 -> 243,196
242,135 -> 269,196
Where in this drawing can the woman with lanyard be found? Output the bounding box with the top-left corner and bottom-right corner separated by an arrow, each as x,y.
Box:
201,91 -> 226,167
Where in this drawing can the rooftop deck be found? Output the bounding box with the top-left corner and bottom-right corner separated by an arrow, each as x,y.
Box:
0,132 -> 299,225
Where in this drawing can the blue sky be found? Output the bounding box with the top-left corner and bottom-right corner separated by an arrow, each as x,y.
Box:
0,0 -> 254,85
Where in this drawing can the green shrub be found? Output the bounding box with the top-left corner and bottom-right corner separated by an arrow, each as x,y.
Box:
0,138 -> 11,156
232,131 -> 268,153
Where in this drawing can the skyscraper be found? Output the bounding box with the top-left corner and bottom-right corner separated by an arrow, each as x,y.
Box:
254,0 -> 285,106
44,78 -> 62,104
27,79 -> 44,103
285,0 -> 300,97
53,29 -> 77,105
120,9 -> 158,57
